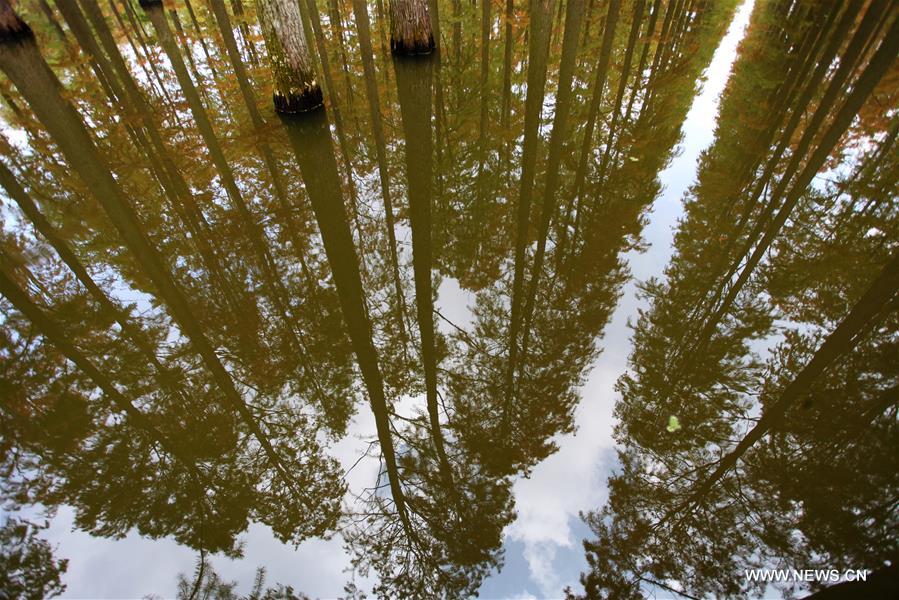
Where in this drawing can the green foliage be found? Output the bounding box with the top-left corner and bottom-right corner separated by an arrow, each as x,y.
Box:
0,518 -> 68,600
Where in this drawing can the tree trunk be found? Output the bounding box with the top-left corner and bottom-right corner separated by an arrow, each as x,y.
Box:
698,0 -> 854,322
504,0 -> 557,436
389,0 -> 435,54
80,0 -> 248,329
500,0 -> 515,139
596,0 -> 646,185
675,251 -> 899,521
253,0 -> 323,112
696,14 -> 899,352
184,0 -> 219,79
351,0 -> 411,350
327,0 -> 355,108
0,267 -> 191,465
299,0 -> 364,251
109,0 -> 177,111
717,0 -> 880,293
280,108 -> 414,539
474,0 -> 491,201
519,0 -> 585,365
55,0 -> 124,104
558,0 -> 620,268
394,54 -> 454,491
0,161 -> 171,382
168,6 -> 214,106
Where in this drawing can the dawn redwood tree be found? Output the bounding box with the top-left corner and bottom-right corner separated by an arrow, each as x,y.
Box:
279,108 -> 414,540
503,0 -> 556,461
352,0 -> 411,350
393,54 -> 455,495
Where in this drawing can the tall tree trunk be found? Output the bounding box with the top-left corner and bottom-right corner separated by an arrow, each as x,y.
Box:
146,2 -> 332,414
351,0 -> 412,350
108,0 -> 175,110
612,0 -> 661,168
716,0 -> 881,293
427,0 -> 441,53
326,0 -> 355,108
207,0 -> 297,236
184,0 -> 219,79
226,0 -> 260,65
394,55 -> 454,491
299,0 -> 365,251
474,0 -> 491,200
142,0 -> 306,353
389,0 -> 435,54
279,108 -> 414,539
168,6 -> 215,107
695,0 -> 854,324
207,0 -> 317,302
55,0 -> 124,104
500,0 -> 515,146
80,0 -> 248,330
696,15 -> 899,351
0,267 -> 197,467
37,0 -> 66,42
596,0 -> 646,184
504,0 -> 557,436
519,0 -> 585,365
643,0 -> 681,105
0,161 -> 173,384
452,0 -> 462,64
558,0 -> 620,269
253,0 -> 323,112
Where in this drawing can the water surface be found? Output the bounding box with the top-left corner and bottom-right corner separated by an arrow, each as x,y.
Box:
0,0 -> 896,598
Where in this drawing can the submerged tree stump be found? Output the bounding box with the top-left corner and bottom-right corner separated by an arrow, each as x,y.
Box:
389,0 -> 435,54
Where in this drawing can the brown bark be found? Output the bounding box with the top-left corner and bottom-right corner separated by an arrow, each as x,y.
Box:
389,0 -> 435,54
254,0 -> 323,112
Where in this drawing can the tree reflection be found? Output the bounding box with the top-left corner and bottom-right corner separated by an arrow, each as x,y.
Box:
0,0 -> 894,598
569,1 -> 899,597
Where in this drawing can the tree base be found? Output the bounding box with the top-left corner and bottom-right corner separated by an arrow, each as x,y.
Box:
0,4 -> 32,43
390,35 -> 435,56
273,86 -> 324,114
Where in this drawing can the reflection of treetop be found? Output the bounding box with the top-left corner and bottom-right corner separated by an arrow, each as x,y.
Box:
0,0 -> 894,598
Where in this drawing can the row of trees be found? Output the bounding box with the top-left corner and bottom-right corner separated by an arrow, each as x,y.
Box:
568,0 -> 899,597
0,0 -> 770,597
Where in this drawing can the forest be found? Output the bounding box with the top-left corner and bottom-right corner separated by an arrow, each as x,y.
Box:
0,0 -> 896,598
